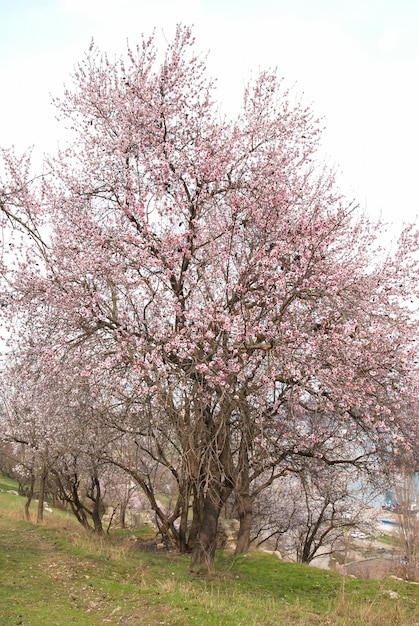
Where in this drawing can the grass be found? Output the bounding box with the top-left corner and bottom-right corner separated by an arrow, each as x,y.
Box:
0,475 -> 419,625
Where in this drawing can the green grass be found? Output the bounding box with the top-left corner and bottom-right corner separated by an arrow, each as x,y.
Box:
376,534 -> 396,545
0,475 -> 419,625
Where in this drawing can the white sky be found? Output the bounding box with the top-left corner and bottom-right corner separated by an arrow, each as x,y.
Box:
0,0 -> 418,232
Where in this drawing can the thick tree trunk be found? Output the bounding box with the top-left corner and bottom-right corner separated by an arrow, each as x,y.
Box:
120,501 -> 127,529
89,475 -> 104,535
234,440 -> 253,555
178,502 -> 189,553
187,485 -> 203,552
235,493 -> 253,554
91,498 -> 104,534
177,484 -> 193,553
190,492 -> 222,573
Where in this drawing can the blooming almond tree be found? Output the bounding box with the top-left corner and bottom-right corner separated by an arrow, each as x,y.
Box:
0,352 -> 68,523
0,347 -> 113,531
1,26 -> 419,572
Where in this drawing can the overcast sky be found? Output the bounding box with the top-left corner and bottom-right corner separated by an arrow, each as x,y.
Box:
1,0 -> 418,233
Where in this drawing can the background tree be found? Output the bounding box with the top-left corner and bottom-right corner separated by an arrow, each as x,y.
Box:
0,347 -> 115,531
0,356 -> 65,523
393,473 -> 419,581
251,461 -> 382,563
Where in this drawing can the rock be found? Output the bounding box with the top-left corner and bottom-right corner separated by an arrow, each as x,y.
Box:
217,519 -> 240,550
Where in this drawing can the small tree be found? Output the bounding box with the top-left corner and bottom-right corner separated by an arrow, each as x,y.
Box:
394,474 -> 419,581
0,380 -> 58,523
252,461 -> 381,564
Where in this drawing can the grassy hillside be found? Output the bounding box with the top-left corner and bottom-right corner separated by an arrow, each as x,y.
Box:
0,474 -> 418,625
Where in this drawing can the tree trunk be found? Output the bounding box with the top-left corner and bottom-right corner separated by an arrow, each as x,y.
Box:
105,506 -> 119,534
234,440 -> 253,555
51,470 -> 96,532
89,475 -> 104,535
177,483 -> 193,553
24,471 -> 36,521
91,498 -> 104,534
235,493 -> 253,554
190,488 -> 224,573
36,464 -> 48,524
187,484 -> 203,552
120,500 -> 127,529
